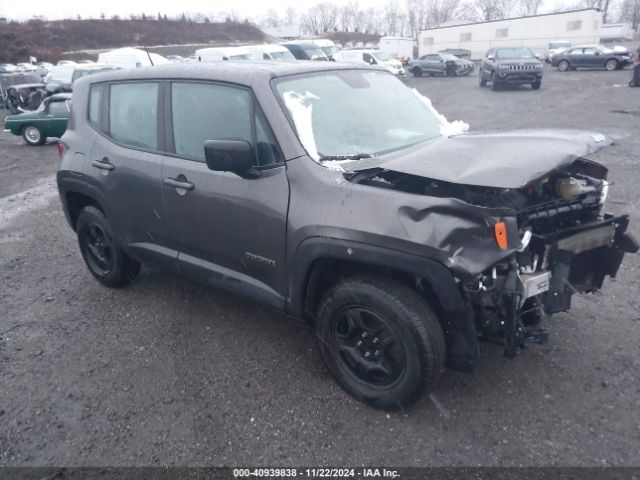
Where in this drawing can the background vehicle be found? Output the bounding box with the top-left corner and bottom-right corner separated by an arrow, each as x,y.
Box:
57,63 -> 636,410
310,39 -> 339,60
57,60 -> 77,66
3,93 -> 71,145
600,22 -> 635,42
281,42 -> 328,60
45,64 -> 116,93
246,44 -> 296,61
0,63 -> 18,73
166,55 -> 184,62
16,63 -> 38,72
334,49 -> 404,75
479,47 -> 544,90
408,52 -> 474,77
551,45 -> 632,71
3,79 -> 47,113
76,59 -> 96,64
379,36 -> 415,62
97,47 -> 169,69
196,46 -> 252,62
439,48 -> 471,59
545,41 -> 571,62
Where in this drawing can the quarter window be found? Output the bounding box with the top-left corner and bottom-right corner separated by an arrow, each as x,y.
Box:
109,82 -> 159,150
48,100 -> 69,114
88,85 -> 103,125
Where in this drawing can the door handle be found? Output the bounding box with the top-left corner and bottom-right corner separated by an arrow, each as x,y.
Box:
91,158 -> 115,171
164,177 -> 194,191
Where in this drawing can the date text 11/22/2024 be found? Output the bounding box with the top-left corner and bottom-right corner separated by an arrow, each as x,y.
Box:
233,468 -> 400,478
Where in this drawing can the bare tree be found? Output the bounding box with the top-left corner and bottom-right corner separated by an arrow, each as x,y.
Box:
518,0 -> 544,15
301,2 -> 339,34
264,9 -> 280,27
383,0 -> 401,34
284,6 -> 297,26
428,0 -> 463,25
473,0 -> 514,20
619,0 -> 640,28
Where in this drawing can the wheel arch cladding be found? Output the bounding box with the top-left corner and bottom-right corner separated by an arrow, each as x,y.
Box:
287,238 -> 481,372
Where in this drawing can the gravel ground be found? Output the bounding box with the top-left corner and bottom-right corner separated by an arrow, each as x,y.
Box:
0,66 -> 639,467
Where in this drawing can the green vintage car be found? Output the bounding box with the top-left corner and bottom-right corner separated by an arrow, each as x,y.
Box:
3,93 -> 71,146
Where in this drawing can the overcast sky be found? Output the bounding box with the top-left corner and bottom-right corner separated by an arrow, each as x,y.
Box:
0,0 -> 562,21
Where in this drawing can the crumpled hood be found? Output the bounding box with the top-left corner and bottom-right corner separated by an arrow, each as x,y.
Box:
351,129 -> 610,189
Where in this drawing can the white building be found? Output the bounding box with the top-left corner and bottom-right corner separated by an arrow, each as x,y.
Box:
418,9 -> 602,60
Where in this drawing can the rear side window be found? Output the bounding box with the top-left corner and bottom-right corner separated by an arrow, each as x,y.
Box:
171,82 -> 280,166
109,82 -> 159,150
88,85 -> 103,125
48,101 -> 69,114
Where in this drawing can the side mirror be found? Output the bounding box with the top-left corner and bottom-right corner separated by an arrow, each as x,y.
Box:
204,140 -> 254,175
535,53 -> 541,59
368,58 -> 376,65
487,55 -> 495,61
594,50 -> 600,55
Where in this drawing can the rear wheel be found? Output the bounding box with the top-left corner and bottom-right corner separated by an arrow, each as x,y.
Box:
412,67 -> 423,77
557,60 -> 569,72
77,206 -> 141,288
315,275 -> 445,410
479,69 -> 487,87
605,59 -> 618,71
22,125 -> 45,146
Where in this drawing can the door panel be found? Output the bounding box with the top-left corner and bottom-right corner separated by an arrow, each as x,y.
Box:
87,81 -> 176,271
161,81 -> 289,297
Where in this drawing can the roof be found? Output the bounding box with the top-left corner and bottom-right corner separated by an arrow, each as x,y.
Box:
81,61 -> 377,88
421,8 -> 600,31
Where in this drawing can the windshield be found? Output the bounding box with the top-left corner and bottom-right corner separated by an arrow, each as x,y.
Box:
549,42 -> 571,49
275,70 -> 443,159
321,46 -> 339,57
229,54 -> 251,60
270,50 -> 296,60
373,51 -> 392,61
495,48 -> 535,59
303,47 -> 327,60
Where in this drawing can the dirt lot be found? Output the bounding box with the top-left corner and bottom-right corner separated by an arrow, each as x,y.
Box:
0,66 -> 639,467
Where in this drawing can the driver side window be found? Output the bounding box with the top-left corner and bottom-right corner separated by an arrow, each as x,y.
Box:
170,82 -> 281,166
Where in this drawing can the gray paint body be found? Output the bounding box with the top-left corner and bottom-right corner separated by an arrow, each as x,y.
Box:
57,62 -> 620,319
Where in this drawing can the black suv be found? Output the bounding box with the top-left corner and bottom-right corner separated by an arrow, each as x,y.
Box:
479,47 -> 544,90
57,63 -> 637,409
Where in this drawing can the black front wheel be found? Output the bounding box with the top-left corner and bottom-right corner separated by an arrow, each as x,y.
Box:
491,72 -> 501,91
479,69 -> 487,87
412,67 -> 422,77
315,275 -> 445,410
77,206 -> 140,287
532,80 -> 541,90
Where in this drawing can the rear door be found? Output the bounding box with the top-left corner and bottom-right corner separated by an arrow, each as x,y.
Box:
87,81 -> 174,270
160,81 -> 289,305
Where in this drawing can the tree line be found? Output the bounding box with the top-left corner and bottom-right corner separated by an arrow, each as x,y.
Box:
261,0 -> 640,38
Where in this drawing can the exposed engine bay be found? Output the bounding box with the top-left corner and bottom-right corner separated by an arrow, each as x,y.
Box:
349,158 -> 639,359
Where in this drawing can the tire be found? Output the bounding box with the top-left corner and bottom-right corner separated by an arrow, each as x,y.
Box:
412,67 -> 422,77
532,80 -> 541,90
76,206 -> 141,288
491,72 -> 500,91
605,59 -> 618,71
557,60 -> 569,72
315,275 -> 445,410
479,69 -> 487,87
22,125 -> 45,146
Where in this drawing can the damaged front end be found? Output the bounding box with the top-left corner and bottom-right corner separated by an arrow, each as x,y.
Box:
349,153 -> 638,360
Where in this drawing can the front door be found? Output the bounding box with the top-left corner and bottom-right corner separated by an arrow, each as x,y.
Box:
160,81 -> 289,305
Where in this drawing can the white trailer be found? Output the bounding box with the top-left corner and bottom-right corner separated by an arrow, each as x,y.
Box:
378,36 -> 416,60
600,23 -> 635,41
418,9 -> 602,60
196,47 -> 252,62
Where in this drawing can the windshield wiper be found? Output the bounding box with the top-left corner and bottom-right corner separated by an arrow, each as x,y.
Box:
319,153 -> 373,161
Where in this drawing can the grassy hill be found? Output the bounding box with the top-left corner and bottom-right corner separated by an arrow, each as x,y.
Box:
0,18 -> 267,63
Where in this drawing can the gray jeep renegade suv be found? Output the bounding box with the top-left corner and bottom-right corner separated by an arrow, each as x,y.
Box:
57,62 -> 637,409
